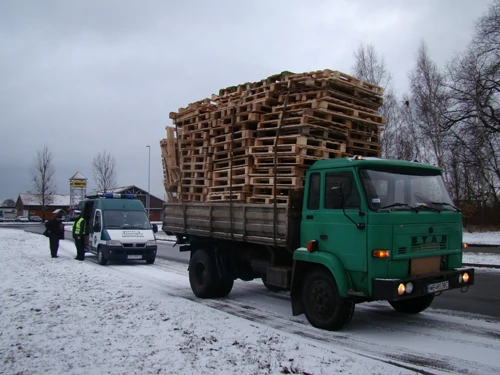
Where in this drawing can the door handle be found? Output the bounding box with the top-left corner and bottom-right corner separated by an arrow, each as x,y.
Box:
306,215 -> 314,220
320,234 -> 328,240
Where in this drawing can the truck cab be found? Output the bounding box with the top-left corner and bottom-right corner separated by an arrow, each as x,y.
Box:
291,157 -> 474,330
79,193 -> 158,265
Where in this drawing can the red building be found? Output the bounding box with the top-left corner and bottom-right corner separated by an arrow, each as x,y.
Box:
16,193 -> 70,220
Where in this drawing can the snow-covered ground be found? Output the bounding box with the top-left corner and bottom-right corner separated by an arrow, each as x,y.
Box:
0,229 -> 416,375
463,231 -> 500,245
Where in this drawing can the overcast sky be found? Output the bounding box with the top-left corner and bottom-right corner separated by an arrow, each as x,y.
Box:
0,0 -> 493,203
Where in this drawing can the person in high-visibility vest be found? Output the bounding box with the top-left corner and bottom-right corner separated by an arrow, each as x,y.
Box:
72,210 -> 86,261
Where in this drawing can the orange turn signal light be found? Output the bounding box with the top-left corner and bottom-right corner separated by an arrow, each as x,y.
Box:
307,240 -> 318,252
372,249 -> 390,258
462,242 -> 469,249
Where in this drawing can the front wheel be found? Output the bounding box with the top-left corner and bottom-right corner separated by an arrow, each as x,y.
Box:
389,294 -> 434,314
189,250 -> 218,298
301,268 -> 355,331
97,247 -> 108,266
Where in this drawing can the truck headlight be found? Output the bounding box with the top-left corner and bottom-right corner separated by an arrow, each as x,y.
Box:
405,282 -> 414,294
146,240 -> 156,246
459,272 -> 470,284
106,240 -> 122,246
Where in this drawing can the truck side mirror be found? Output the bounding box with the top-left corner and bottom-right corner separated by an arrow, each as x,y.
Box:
330,187 -> 344,209
152,223 -> 158,233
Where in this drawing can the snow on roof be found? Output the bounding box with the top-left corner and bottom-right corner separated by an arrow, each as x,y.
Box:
70,171 -> 87,180
19,193 -> 70,206
104,186 -> 135,193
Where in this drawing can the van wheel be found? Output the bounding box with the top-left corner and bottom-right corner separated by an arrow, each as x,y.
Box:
189,250 -> 218,298
213,277 -> 234,298
302,268 -> 355,331
146,256 -> 156,264
97,247 -> 108,266
389,295 -> 434,314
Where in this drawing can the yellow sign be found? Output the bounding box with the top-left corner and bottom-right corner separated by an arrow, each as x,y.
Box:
70,181 -> 87,188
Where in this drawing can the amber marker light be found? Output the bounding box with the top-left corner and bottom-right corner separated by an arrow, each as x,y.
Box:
462,242 -> 469,249
307,240 -> 318,252
372,249 -> 390,258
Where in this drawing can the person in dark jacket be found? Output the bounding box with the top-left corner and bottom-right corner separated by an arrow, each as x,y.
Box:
44,214 -> 65,258
72,210 -> 86,261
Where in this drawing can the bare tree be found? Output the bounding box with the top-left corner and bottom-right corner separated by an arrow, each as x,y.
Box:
2,199 -> 15,206
93,151 -> 117,193
32,145 -> 55,221
409,42 -> 452,177
351,43 -> 405,160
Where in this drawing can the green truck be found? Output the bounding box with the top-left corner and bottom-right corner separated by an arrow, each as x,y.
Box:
163,156 -> 474,330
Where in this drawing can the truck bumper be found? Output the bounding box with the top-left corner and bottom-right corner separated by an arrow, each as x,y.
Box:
372,267 -> 475,301
102,245 -> 157,261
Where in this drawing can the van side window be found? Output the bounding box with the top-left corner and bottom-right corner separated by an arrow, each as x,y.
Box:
307,173 -> 320,210
325,171 -> 360,209
93,211 -> 101,230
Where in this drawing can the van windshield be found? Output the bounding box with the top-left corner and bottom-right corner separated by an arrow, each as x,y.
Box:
103,210 -> 151,229
358,168 -> 455,212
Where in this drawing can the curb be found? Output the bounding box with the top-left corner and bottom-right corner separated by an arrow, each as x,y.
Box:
463,263 -> 500,269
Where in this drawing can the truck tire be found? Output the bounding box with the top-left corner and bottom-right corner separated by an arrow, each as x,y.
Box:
301,268 -> 355,331
146,256 -> 156,264
389,294 -> 434,314
189,250 -> 218,298
97,247 -> 108,266
213,277 -> 234,298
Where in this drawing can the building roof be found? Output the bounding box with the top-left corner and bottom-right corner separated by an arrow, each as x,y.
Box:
18,193 -> 70,206
70,171 -> 87,180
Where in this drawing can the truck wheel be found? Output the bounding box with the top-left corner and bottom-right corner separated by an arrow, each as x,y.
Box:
97,247 -> 108,266
213,278 -> 234,298
146,256 -> 156,264
189,250 -> 218,298
389,294 -> 434,314
301,268 -> 355,331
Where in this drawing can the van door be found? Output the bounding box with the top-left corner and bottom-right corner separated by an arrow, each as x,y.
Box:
90,209 -> 103,252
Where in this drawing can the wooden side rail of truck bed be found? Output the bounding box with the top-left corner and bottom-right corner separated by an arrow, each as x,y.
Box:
162,201 -> 302,248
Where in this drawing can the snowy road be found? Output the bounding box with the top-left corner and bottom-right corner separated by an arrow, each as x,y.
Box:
2,228 -> 500,375
93,250 -> 500,375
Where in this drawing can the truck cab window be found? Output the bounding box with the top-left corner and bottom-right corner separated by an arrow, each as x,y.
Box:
307,173 -> 320,210
325,171 -> 360,209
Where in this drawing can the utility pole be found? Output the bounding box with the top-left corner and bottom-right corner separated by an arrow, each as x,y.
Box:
146,145 -> 151,219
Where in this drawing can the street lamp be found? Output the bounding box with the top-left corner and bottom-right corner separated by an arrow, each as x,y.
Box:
146,145 -> 151,219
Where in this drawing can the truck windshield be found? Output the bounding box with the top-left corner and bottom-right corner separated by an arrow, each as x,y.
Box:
103,210 -> 151,229
358,168 -> 455,212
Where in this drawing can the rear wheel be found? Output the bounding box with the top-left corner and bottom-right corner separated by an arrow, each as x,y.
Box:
189,250 -> 218,298
97,247 -> 108,266
301,268 -> 355,331
213,277 -> 234,298
389,294 -> 434,314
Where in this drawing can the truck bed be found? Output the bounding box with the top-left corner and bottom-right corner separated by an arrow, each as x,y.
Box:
162,200 -> 302,249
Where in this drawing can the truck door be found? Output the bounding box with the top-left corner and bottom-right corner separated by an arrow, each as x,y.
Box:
318,170 -> 368,272
90,210 -> 103,251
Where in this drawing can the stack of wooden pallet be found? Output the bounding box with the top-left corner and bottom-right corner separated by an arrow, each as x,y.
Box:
161,69 -> 385,203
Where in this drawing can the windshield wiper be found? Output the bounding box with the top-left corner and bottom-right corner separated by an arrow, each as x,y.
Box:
415,203 -> 441,213
378,203 -> 419,213
430,202 -> 461,212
